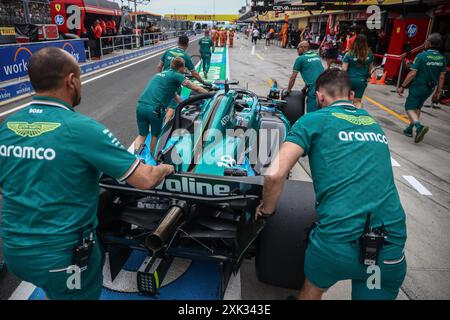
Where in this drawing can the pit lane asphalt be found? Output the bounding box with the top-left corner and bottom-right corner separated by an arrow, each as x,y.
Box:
0,40 -> 202,300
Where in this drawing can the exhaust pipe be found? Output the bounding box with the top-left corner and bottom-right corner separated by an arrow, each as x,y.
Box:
145,201 -> 187,251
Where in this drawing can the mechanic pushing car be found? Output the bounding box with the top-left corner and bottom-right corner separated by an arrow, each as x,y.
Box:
157,35 -> 207,86
199,29 -> 215,79
0,47 -> 174,300
286,41 -> 324,113
397,33 -> 447,143
135,57 -> 208,153
256,69 -> 407,300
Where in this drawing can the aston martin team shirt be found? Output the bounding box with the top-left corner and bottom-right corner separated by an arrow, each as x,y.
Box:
284,100 -> 407,245
292,50 -> 324,87
139,69 -> 187,110
0,96 -> 140,255
199,36 -> 214,55
161,47 -> 195,71
409,49 -> 447,88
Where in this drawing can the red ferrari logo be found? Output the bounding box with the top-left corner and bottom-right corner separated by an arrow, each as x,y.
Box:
55,4 -> 61,12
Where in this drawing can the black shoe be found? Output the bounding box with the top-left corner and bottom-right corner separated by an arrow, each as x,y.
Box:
403,127 -> 413,137
415,125 -> 429,143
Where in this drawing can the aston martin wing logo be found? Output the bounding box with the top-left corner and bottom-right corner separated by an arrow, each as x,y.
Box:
171,52 -> 185,57
7,122 -> 61,137
331,113 -> 377,126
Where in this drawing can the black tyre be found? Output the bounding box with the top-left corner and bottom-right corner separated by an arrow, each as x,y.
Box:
97,188 -> 114,232
283,90 -> 305,126
255,180 -> 317,290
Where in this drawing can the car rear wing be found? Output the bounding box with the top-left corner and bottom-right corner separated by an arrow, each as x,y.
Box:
99,172 -> 263,205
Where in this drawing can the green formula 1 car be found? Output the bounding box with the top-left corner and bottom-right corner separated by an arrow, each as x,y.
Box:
97,81 -> 317,297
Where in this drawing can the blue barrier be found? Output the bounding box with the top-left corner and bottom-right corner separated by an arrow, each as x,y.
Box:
79,41 -> 176,74
0,81 -> 33,102
0,39 -> 179,105
0,39 -> 86,82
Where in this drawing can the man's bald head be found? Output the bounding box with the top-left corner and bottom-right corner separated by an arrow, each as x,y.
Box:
298,41 -> 309,49
297,41 -> 310,54
427,33 -> 442,49
28,46 -> 79,92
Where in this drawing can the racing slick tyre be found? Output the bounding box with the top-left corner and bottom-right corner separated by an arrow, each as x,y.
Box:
282,90 -> 305,125
255,180 -> 317,290
97,188 -> 116,232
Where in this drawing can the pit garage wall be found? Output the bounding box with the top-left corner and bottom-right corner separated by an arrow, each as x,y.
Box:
0,37 -> 182,105
252,1 -> 449,82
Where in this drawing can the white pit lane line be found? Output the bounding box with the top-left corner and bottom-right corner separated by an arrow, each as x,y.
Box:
390,159 -> 432,196
0,38 -> 203,118
226,45 -> 230,80
8,281 -> 36,300
402,175 -> 432,196
391,157 -> 401,167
